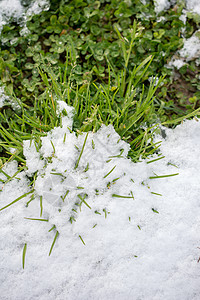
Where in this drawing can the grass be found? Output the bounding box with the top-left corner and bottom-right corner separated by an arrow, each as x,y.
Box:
22,243 -> 27,269
1,46 -> 199,167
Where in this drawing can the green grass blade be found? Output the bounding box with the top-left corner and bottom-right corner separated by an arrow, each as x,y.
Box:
103,165 -> 116,179
22,243 -> 27,269
79,235 -> 85,245
112,194 -> 134,199
24,217 -> 49,222
149,173 -> 179,179
0,190 -> 34,211
49,230 -> 59,256
75,132 -> 89,169
147,156 -> 165,164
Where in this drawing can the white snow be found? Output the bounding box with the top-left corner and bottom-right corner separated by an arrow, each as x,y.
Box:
154,0 -> 171,13
186,0 -> 200,15
168,29 -> 200,69
0,85 -> 21,110
154,0 -> 200,14
169,58 -> 186,69
0,86 -> 9,108
0,103 -> 200,299
0,0 -> 49,32
179,33 -> 200,61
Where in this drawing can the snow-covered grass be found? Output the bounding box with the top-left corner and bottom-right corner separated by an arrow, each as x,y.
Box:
0,107 -> 200,299
0,1 -> 200,299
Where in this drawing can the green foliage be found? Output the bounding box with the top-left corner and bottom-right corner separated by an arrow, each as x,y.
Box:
0,0 -> 192,95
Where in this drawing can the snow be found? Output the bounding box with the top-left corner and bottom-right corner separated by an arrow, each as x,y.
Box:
0,102 -> 200,299
179,33 -> 200,61
169,31 -> 200,69
186,0 -> 200,15
0,0 -> 49,32
154,0 -> 200,14
0,86 -> 9,108
169,58 -> 186,69
154,0 -> 171,13
0,85 -> 21,110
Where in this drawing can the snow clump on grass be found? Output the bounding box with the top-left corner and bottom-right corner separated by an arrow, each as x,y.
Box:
1,101 -> 162,252
22,101 -> 137,234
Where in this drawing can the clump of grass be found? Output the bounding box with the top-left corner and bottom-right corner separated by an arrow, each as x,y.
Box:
1,17 -> 200,167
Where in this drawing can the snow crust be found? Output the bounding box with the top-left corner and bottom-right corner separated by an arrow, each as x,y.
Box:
0,103 -> 200,299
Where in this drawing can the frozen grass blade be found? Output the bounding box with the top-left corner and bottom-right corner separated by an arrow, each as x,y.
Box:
24,217 -> 49,222
49,230 -> 59,256
2,167 -> 23,186
50,172 -> 65,177
22,243 -> 27,269
50,140 -> 55,155
77,194 -> 91,209
75,132 -> 89,170
0,169 -> 11,179
151,192 -> 162,196
61,190 -> 69,202
79,235 -> 85,245
103,165 -> 116,179
63,132 -> 66,143
149,173 -> 179,179
112,194 -> 134,199
0,190 -> 34,211
147,156 -> 165,164
84,163 -> 89,172
49,225 -> 56,232
40,196 -> 43,217
130,191 -> 134,200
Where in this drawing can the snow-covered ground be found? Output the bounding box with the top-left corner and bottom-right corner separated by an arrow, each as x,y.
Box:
0,1 -> 200,299
0,102 -> 200,299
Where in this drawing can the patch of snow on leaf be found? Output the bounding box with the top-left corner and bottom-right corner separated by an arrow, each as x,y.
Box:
154,0 -> 200,15
0,86 -> 9,108
168,58 -> 186,69
186,0 -> 200,15
179,33 -> 200,61
154,0 -> 171,13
